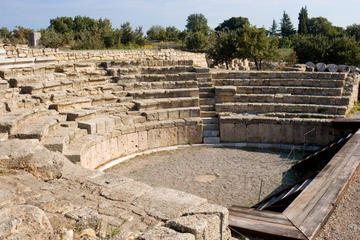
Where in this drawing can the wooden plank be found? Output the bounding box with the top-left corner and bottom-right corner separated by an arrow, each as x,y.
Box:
230,206 -> 289,222
230,209 -> 293,226
298,155 -> 360,239
284,130 -> 360,239
229,214 -> 306,240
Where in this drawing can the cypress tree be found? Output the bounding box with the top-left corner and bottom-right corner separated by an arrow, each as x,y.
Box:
280,11 -> 296,38
298,6 -> 309,34
269,19 -> 278,36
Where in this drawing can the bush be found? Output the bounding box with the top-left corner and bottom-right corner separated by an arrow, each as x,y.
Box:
185,32 -> 209,52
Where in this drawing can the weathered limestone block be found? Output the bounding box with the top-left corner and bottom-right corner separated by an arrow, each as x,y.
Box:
133,187 -> 207,220
0,205 -> 53,240
167,213 -> 231,240
100,177 -> 152,202
0,139 -> 64,180
138,226 -> 195,240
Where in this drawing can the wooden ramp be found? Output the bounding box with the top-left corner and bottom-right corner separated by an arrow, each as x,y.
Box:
229,206 -> 306,240
283,129 -> 360,239
229,129 -> 360,240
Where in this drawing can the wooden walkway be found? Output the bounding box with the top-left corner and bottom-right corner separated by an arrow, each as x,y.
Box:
229,128 -> 360,239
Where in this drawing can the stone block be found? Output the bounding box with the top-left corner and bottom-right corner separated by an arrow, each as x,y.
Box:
138,227 -> 195,240
133,187 -> 207,220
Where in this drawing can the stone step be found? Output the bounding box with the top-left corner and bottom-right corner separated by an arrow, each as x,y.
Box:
134,97 -> 199,111
214,78 -> 345,88
203,130 -> 219,137
216,103 -> 348,115
200,105 -> 215,111
12,114 -> 65,140
127,88 -> 199,99
197,77 -> 212,83
135,73 -> 198,82
41,125 -> 77,152
194,67 -> 210,73
230,94 -> 350,106
120,80 -> 198,91
211,71 -> 346,81
202,117 -> 218,124
199,92 -> 214,98
78,116 -> 117,134
0,108 -> 47,135
203,123 -> 219,130
141,107 -> 200,121
200,111 -> 217,117
235,86 -> 343,96
139,66 -> 195,75
61,109 -> 97,121
49,97 -> 92,112
263,112 -> 344,119
198,82 -> 213,88
200,98 -> 215,105
203,137 -> 220,144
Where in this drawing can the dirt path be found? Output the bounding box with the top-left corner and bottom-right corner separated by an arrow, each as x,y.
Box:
108,146 -> 302,208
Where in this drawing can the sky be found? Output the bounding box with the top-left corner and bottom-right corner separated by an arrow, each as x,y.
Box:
1,0 -> 360,32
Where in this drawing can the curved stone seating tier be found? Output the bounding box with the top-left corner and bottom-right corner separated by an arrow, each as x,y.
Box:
216,102 -> 347,115
63,118 -> 202,169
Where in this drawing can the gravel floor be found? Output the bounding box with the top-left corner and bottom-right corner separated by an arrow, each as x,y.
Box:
108,146 -> 303,208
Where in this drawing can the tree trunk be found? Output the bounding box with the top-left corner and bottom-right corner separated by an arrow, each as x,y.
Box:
254,59 -> 259,70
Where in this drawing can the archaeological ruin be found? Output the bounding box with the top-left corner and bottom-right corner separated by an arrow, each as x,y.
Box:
0,43 -> 359,240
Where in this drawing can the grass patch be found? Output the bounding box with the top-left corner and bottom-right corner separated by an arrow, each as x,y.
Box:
347,101 -> 360,116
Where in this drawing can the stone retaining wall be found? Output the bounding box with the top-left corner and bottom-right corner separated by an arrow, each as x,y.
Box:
0,44 -> 208,68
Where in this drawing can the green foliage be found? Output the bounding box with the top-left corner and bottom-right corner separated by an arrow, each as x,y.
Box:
280,11 -> 296,38
279,36 -> 292,48
269,19 -> 278,36
165,26 -> 180,41
298,6 -> 309,34
326,36 -> 360,65
185,31 -> 209,52
292,34 -> 329,63
186,13 -> 209,34
40,16 -> 146,49
208,31 -> 239,68
11,26 -> 33,44
347,102 -> 360,116
346,24 -> 360,42
147,25 -> 167,41
0,27 -> 10,39
292,34 -> 360,66
307,17 -> 344,38
215,17 -> 249,32
238,26 -> 279,70
40,28 -> 63,48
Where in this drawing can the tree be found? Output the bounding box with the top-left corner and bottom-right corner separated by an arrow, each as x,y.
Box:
134,26 -> 145,46
120,22 -> 134,45
215,17 -> 249,32
40,28 -> 63,48
269,19 -> 278,36
147,25 -> 167,41
238,25 -> 279,70
0,27 -> 10,39
346,24 -> 360,42
280,11 -> 296,38
307,17 -> 344,38
326,36 -> 360,65
165,26 -> 180,41
11,26 -> 33,44
186,13 -> 209,34
292,34 -> 329,63
207,31 -> 239,69
298,6 -> 309,34
185,31 -> 209,52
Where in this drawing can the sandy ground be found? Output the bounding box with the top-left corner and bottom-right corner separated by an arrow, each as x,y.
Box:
108,147 -> 303,209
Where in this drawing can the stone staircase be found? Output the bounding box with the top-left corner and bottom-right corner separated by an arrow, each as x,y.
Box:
195,68 -> 220,144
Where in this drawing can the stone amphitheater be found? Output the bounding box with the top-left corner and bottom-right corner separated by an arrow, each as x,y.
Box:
0,44 -> 359,240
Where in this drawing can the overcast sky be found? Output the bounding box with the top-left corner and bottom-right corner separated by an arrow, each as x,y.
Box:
1,0 -> 359,31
